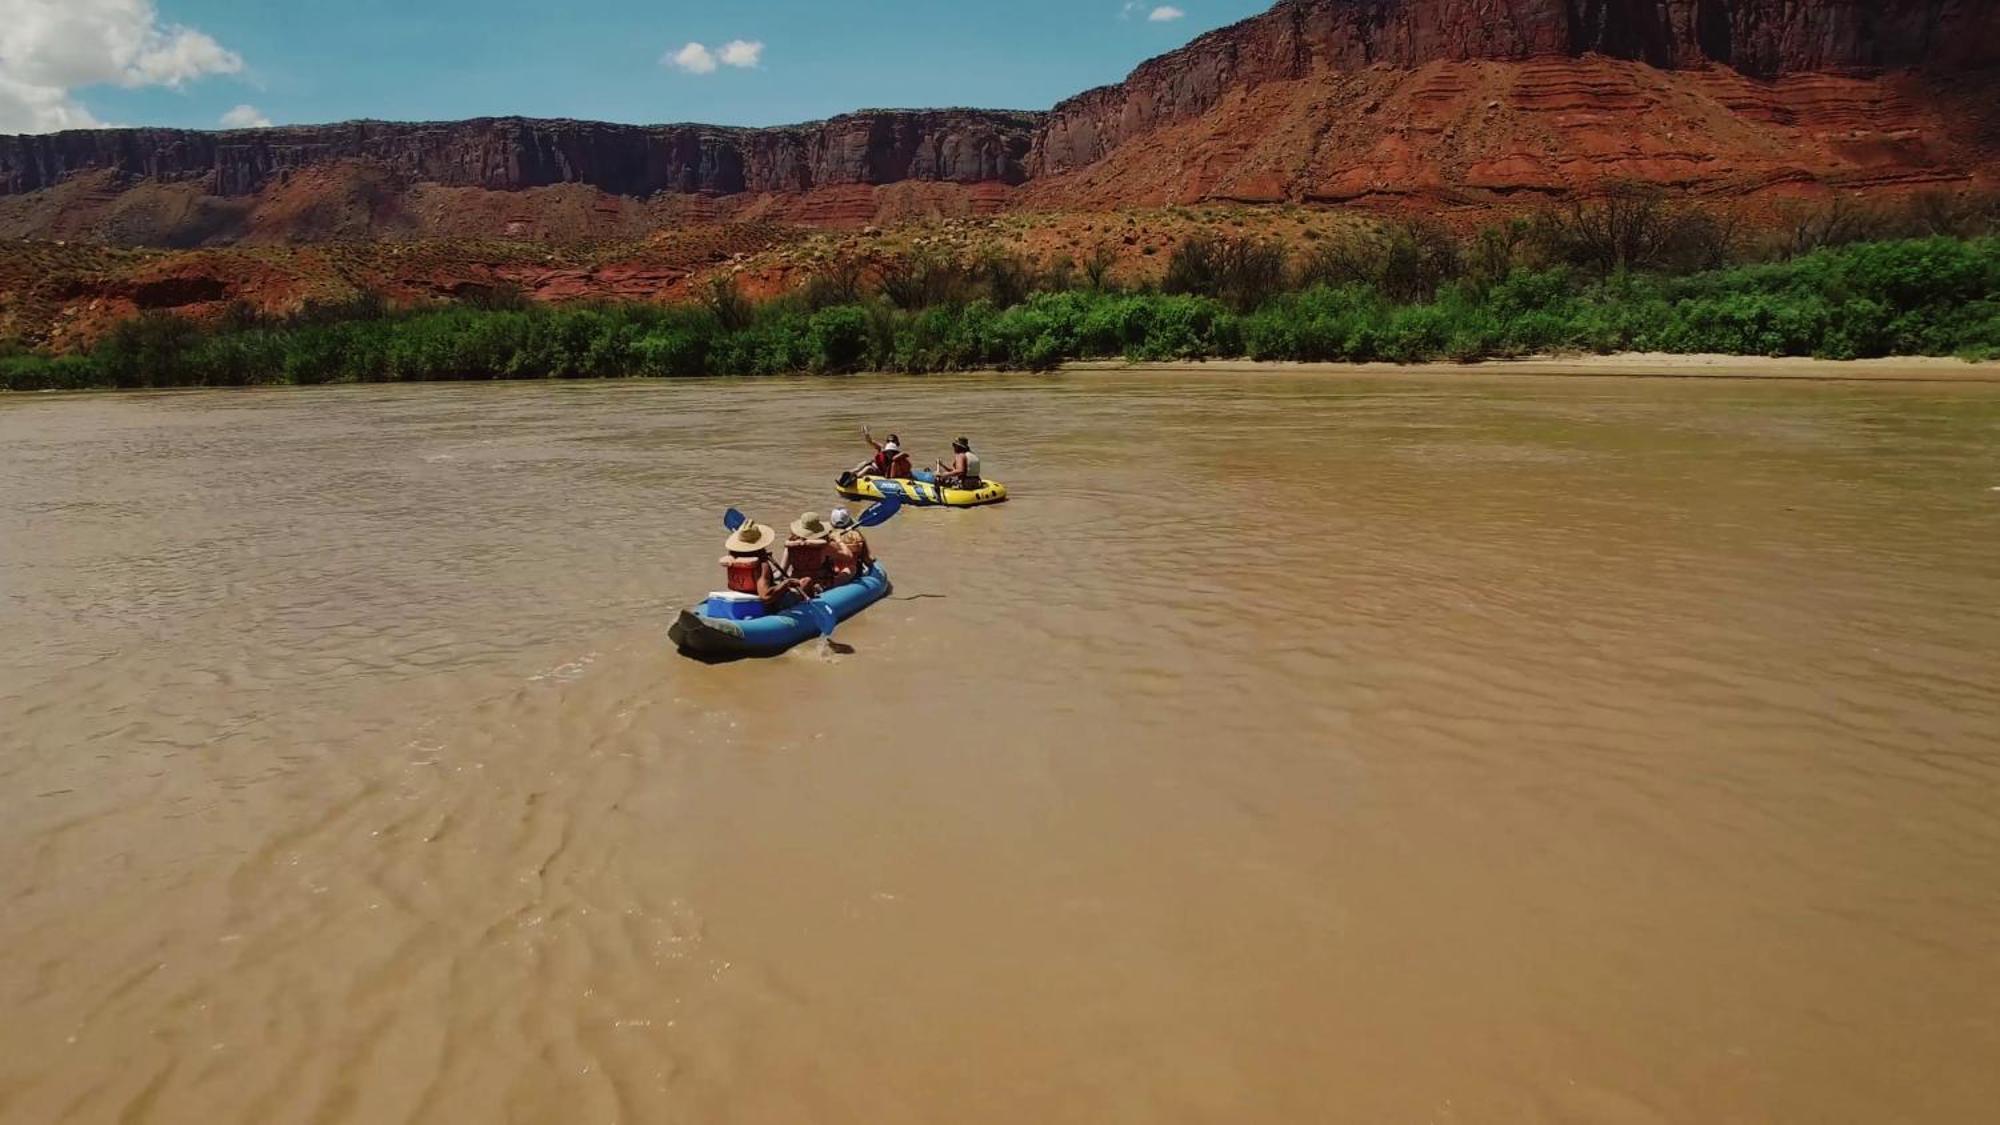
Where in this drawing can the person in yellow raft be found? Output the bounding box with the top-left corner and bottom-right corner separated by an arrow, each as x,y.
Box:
859,428 -> 915,480
931,436 -> 982,489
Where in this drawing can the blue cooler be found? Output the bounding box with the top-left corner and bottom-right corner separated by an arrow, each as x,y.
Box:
701,592 -> 766,620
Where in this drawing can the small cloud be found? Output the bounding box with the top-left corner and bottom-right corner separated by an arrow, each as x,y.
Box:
220,104 -> 272,129
717,40 -> 764,68
1149,5 -> 1186,21
664,38 -> 763,75
667,42 -> 718,74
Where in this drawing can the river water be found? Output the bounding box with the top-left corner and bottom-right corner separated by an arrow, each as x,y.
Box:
2,370 -> 1997,1124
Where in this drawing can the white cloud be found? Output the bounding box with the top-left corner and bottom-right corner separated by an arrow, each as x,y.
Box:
220,103 -> 270,129
664,38 -> 763,75
0,73 -> 103,130
0,0 -> 245,133
1149,5 -> 1186,21
717,40 -> 763,68
666,42 -> 717,74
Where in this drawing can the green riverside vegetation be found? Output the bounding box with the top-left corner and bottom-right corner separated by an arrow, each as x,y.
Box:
4,233 -> 1997,392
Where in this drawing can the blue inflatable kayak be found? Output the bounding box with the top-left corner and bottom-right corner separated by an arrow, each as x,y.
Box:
669,565 -> 892,658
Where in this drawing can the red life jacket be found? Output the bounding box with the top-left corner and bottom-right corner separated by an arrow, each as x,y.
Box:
723,556 -> 764,594
871,449 -> 913,478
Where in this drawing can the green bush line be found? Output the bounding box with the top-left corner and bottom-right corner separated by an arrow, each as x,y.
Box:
4,237 -> 1996,392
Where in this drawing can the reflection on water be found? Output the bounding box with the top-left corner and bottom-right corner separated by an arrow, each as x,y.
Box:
2,371 -> 1998,1123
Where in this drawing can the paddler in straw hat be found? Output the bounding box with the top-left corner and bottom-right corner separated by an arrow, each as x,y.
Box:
720,519 -> 796,610
783,512 -> 838,597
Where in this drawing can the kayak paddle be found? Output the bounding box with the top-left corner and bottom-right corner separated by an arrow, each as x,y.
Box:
804,598 -> 839,640
801,502 -> 898,643
854,496 -> 903,528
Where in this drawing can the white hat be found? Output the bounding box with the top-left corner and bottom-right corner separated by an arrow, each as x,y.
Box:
882,441 -> 900,453
830,507 -> 854,528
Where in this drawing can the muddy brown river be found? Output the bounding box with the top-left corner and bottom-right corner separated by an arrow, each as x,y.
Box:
2,370 -> 1998,1124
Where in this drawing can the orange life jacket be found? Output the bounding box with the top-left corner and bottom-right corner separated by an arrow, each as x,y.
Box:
723,555 -> 765,595
785,539 -> 831,580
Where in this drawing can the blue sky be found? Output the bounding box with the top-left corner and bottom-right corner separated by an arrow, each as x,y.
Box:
0,1 -> 1271,134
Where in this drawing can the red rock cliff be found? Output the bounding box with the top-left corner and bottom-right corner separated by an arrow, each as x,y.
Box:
1032,0 -> 1999,173
1,0 -> 1993,237
0,111 -> 1039,198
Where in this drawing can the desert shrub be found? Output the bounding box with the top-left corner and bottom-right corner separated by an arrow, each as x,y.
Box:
703,277 -> 754,331
0,353 -> 100,390
632,323 -> 709,376
93,312 -> 203,387
1465,220 -> 1532,290
979,251 -> 1036,308
1296,218 -> 1463,301
1081,246 -> 1118,292
1530,184 -> 1741,274
1164,235 -> 1287,311
287,290 -> 389,327
807,305 -> 872,372
1043,253 -> 1077,293
8,235 -> 1993,390
876,250 -> 976,310
799,256 -> 867,311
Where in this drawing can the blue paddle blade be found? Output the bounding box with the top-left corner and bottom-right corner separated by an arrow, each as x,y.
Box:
805,598 -> 838,639
724,508 -> 747,532
856,496 -> 903,528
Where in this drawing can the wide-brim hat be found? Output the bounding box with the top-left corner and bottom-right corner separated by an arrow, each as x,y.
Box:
790,512 -> 833,540
726,522 -> 777,553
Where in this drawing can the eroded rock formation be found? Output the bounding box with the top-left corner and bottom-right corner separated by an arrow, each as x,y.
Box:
1,0 -> 1994,244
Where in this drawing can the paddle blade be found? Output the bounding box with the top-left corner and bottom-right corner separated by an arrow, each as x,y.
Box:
805,598 -> 838,639
856,496 -> 903,528
724,508 -> 747,532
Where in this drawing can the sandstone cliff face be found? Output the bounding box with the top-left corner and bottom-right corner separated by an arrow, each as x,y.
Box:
0,112 -> 1040,198
1031,0 -> 1999,174
0,0 -> 1993,242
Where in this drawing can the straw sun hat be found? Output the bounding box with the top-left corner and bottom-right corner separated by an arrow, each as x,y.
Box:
790,512 -> 834,541
725,522 -> 778,554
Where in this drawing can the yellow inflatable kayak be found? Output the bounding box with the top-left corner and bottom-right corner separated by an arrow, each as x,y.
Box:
836,471 -> 1008,508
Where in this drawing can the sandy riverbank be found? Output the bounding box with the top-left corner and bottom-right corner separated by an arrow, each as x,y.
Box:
1071,353 -> 2000,382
